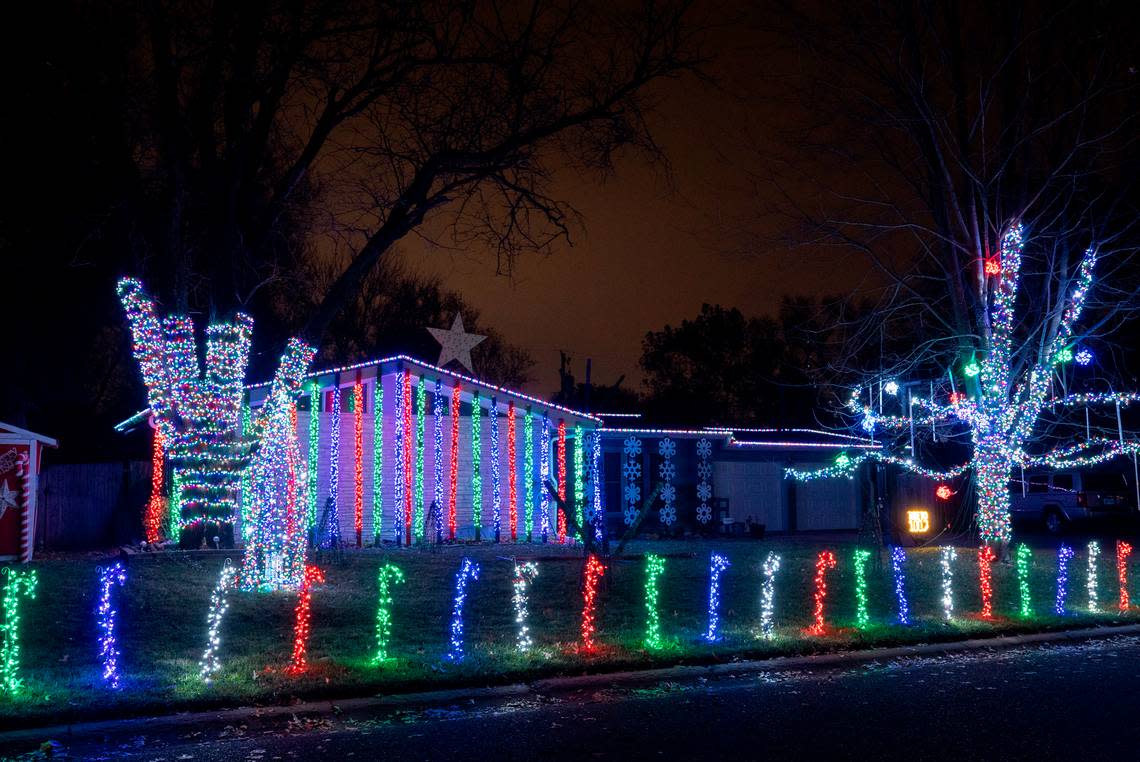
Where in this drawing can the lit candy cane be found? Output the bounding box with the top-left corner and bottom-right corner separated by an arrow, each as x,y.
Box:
1055,544 -> 1074,615
580,554 -> 606,652
1087,540 -> 1100,612
853,548 -> 871,628
96,563 -> 128,688
1,567 -> 37,694
1015,543 -> 1033,617
806,550 -> 837,635
759,552 -> 781,639
705,553 -> 730,642
1117,540 -> 1132,611
285,565 -> 326,675
511,561 -> 539,652
978,546 -> 996,618
372,563 -> 405,664
940,546 -> 956,620
643,554 -> 666,649
448,558 -> 480,660
199,560 -> 236,682
891,547 -> 910,625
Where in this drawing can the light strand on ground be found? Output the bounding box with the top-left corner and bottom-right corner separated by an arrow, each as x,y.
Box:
853,548 -> 871,628
471,391 -> 482,541
1055,544 -> 1074,615
96,563 -> 127,688
511,561 -> 539,652
415,376 -> 426,541
705,553 -> 730,642
433,379 -> 444,543
524,409 -> 534,541
556,420 -> 567,542
490,399 -> 501,542
978,546 -> 996,618
285,565 -> 325,675
507,403 -> 517,541
891,546 -> 910,625
199,561 -> 235,682
144,426 -> 166,544
449,385 -> 461,540
448,558 -> 480,660
371,563 -> 405,664
1087,540 -> 1100,612
540,415 -> 551,542
940,546 -> 956,620
307,382 -> 320,529
572,426 -> 585,542
580,554 -> 605,652
1,568 -> 37,694
1117,540 -> 1132,611
806,551 -> 837,635
643,554 -> 666,649
402,370 -> 413,546
373,376 -> 383,542
354,380 -> 364,547
759,552 -> 781,639
1016,543 -> 1033,617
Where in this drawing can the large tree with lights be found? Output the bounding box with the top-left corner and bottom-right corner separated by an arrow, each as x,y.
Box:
789,222 -> 1140,545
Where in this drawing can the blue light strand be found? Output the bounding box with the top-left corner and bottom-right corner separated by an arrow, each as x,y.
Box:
539,415 -> 551,542
490,399 -> 502,542
705,553 -> 730,642
96,563 -> 128,689
433,380 -> 444,543
891,546 -> 910,625
447,558 -> 480,661
590,430 -> 604,542
1056,544 -> 1075,615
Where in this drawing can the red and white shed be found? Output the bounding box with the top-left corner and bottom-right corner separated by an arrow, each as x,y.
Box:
0,422 -> 58,561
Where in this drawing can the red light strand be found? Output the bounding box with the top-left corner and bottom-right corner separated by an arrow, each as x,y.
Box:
353,378 -> 364,547
978,545 -> 996,618
449,384 -> 461,539
507,403 -> 517,541
144,427 -> 166,544
1118,540 -> 1133,611
285,565 -> 325,675
806,550 -> 837,635
557,420 -> 568,543
580,554 -> 606,652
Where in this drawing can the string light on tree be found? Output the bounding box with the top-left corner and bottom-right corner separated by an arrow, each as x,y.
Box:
643,554 -> 666,649
580,555 -> 606,652
759,552 -> 781,639
978,546 -> 996,618
511,561 -> 539,652
96,563 -> 128,689
940,546 -> 956,620
1055,544 -> 1075,615
853,548 -> 871,628
891,547 -> 910,625
284,565 -> 326,675
1117,540 -> 1132,611
806,551 -> 837,636
705,553 -> 730,642
371,563 -> 405,664
199,561 -> 236,683
1087,540 -> 1100,612
1,568 -> 37,694
1015,544 -> 1033,617
1074,348 -> 1094,366
447,558 -> 480,661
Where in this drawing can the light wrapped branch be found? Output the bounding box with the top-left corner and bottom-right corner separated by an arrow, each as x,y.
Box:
785,451 -> 971,482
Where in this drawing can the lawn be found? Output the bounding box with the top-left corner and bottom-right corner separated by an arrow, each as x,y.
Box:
1,538 -> 1135,729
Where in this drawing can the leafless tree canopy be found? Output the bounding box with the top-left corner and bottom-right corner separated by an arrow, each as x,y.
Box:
752,0 -> 1139,390
119,0 -> 702,341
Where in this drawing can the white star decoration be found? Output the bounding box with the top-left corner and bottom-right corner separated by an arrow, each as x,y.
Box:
426,314 -> 486,373
0,480 -> 17,520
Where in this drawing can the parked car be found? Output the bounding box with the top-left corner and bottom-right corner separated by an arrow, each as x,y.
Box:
1010,469 -> 1136,533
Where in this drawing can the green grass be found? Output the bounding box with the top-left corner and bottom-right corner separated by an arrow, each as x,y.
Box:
1,539 -> 1135,729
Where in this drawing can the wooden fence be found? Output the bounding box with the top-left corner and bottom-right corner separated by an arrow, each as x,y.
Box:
35,461 -> 149,550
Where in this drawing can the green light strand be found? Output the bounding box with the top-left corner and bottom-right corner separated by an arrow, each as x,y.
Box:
308,381 -> 321,529
373,379 -> 383,542
471,392 -> 482,541
239,401 -> 253,542
1016,543 -> 1033,617
573,426 -> 585,541
853,548 -> 871,628
372,562 -> 405,663
523,410 -> 534,541
1,568 -> 38,694
644,554 -> 666,649
169,470 -> 183,540
415,377 -> 426,541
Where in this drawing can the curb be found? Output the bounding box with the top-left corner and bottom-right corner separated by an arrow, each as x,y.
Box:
3,623 -> 1139,748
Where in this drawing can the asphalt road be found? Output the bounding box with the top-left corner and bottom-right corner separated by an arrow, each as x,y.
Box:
10,635 -> 1140,761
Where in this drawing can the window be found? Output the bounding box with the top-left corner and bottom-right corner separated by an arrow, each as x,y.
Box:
1027,473 -> 1048,494
1083,473 -> 1127,492
1051,473 -> 1074,492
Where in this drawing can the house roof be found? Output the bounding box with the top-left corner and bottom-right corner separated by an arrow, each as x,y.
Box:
599,425 -> 879,451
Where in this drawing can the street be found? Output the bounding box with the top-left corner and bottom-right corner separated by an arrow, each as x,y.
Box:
9,634 -> 1140,761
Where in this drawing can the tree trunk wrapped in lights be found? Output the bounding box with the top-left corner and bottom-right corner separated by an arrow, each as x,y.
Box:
787,222 -> 1140,546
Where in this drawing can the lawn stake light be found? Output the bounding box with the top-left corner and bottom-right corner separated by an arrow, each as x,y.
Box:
285,565 -> 326,675
1087,540 -> 1100,612
1117,540 -> 1132,611
1016,543 -> 1033,617
199,561 -> 236,682
853,549 -> 871,628
512,562 -> 539,652
372,563 -> 405,664
1,568 -> 37,694
891,546 -> 910,625
759,552 -> 781,639
448,558 -> 480,661
96,563 -> 128,689
806,551 -> 837,635
705,553 -> 730,642
978,546 -> 996,618
644,554 -> 666,649
580,555 -> 606,652
940,546 -> 956,620
1055,544 -> 1074,615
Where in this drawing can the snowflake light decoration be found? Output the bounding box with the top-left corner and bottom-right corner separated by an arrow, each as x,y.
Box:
696,437 -> 713,524
658,438 -> 676,525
